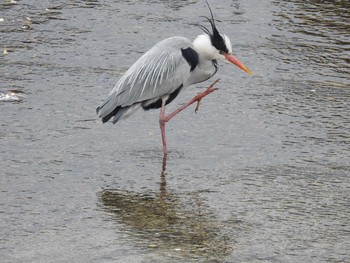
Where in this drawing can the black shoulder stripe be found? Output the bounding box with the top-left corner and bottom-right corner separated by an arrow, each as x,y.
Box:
181,47 -> 199,71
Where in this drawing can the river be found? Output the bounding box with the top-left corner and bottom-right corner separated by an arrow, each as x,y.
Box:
1,0 -> 349,262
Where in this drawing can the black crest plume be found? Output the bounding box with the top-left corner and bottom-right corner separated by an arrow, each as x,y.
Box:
195,1 -> 229,54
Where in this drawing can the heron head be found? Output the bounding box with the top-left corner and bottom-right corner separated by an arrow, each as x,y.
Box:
193,3 -> 252,75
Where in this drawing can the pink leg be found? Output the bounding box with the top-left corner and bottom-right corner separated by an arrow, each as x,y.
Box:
164,79 -> 219,122
159,79 -> 219,158
159,100 -> 168,158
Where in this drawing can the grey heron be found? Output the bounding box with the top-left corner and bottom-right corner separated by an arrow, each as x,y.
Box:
96,5 -> 252,158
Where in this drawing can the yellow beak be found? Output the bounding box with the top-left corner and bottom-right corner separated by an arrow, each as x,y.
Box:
224,53 -> 253,75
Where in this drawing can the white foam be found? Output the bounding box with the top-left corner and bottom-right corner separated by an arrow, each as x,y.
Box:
0,92 -> 22,102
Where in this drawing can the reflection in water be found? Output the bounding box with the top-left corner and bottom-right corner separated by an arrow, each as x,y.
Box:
162,155 -> 167,176
99,175 -> 230,261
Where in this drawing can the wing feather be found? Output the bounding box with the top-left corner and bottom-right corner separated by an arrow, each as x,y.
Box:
118,37 -> 192,104
97,37 -> 194,120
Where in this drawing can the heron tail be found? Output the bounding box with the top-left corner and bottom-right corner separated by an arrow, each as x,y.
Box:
96,101 -> 141,124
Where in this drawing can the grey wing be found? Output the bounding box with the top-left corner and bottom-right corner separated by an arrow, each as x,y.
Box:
97,37 -> 193,122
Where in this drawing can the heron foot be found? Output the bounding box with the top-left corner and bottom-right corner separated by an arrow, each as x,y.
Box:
159,79 -> 220,123
194,79 -> 220,113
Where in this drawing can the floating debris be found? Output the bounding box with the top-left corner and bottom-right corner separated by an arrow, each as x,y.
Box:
0,18 -> 4,22
22,17 -> 32,29
3,48 -> 8,55
0,90 -> 24,102
4,0 -> 17,4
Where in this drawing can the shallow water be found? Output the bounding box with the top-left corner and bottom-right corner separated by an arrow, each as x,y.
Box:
1,0 -> 349,262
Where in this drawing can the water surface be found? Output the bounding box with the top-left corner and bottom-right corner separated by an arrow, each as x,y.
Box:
1,0 -> 349,262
